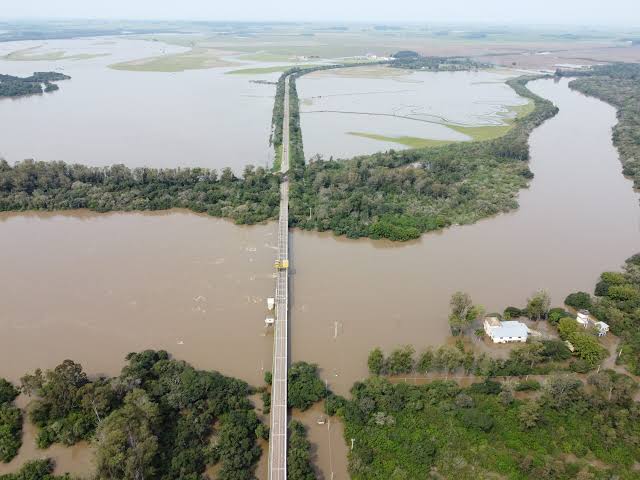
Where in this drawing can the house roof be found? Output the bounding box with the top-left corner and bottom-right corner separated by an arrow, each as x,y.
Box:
490,321 -> 528,339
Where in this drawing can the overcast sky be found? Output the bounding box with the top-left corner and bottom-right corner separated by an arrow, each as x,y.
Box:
2,0 -> 639,27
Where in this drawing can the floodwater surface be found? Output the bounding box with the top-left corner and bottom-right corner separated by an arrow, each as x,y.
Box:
0,37 -> 278,172
297,67 -> 529,159
1,79 -> 639,478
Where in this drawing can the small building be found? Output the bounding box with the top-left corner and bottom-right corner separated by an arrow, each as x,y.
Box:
576,310 -> 591,327
595,321 -> 610,337
483,316 -> 528,344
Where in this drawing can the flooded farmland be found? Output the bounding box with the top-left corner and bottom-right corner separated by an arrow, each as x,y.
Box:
297,66 -> 529,159
0,37 -> 279,172
1,74 -> 640,478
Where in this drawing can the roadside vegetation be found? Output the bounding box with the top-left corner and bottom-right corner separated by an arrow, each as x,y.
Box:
0,72 -> 70,98
15,351 -> 265,480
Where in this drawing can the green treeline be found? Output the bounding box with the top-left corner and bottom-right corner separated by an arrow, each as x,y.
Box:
334,371 -> 639,479
287,74 -> 557,241
14,351 -> 265,480
0,72 -> 70,98
389,52 -> 489,71
565,63 -> 640,188
287,420 -> 316,480
0,160 -> 280,224
0,379 -> 21,464
0,459 -> 73,480
572,254 -> 640,375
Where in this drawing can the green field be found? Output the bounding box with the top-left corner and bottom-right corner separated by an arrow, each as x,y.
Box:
227,64 -> 315,75
347,132 -> 453,148
109,47 -> 232,72
5,47 -> 109,61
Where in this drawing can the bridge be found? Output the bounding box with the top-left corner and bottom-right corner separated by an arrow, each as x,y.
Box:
268,75 -> 290,480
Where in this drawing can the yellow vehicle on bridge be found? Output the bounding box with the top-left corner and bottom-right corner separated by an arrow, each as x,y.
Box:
274,259 -> 289,270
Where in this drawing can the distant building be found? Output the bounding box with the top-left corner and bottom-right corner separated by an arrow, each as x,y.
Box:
483,316 -> 528,344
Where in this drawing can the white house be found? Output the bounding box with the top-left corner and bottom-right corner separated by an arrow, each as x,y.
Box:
576,310 -> 591,327
576,310 -> 609,336
595,321 -> 610,337
483,316 -> 528,344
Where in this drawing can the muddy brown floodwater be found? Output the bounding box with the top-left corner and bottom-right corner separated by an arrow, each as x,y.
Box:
0,78 -> 639,478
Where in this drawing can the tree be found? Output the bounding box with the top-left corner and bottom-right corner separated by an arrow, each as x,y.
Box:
510,342 -> 545,369
94,389 -> 159,480
368,348 -> 385,375
288,362 -> 326,411
448,292 -> 483,335
0,379 -> 19,405
287,420 -> 315,480
543,375 -> 583,410
558,317 -> 579,340
385,346 -> 415,375
518,400 -> 542,429
567,332 -> 606,367
526,290 -> 551,320
564,291 -> 592,310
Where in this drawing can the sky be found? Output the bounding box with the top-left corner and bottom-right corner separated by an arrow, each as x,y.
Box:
1,0 -> 639,26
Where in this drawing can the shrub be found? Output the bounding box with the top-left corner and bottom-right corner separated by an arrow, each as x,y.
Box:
564,292 -> 592,310
515,379 -> 541,391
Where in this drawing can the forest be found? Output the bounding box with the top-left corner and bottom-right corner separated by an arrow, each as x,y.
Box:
334,371 -> 640,479
0,72 -> 70,98
0,160 -> 281,225
287,74 -> 558,240
1,351 -> 266,480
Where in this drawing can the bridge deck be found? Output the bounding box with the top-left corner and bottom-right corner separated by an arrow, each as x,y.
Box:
268,75 -> 290,480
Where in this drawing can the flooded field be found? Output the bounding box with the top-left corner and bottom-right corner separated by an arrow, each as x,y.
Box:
1,78 -> 639,478
0,37 -> 279,172
297,66 -> 529,159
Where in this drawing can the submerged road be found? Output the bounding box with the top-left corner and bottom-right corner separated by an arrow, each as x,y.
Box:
268,75 -> 290,480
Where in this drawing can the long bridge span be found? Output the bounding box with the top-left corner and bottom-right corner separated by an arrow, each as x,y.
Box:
268,75 -> 290,480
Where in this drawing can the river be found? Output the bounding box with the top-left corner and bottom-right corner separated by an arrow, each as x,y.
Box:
1,78 -> 639,478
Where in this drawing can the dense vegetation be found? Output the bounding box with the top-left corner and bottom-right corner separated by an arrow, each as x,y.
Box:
367,333 -> 597,379
0,72 -> 70,98
0,160 -> 280,224
0,379 -> 21,463
287,362 -> 327,411
19,351 -> 265,480
565,253 -> 640,375
565,63 -> 640,188
335,371 -> 639,479
287,420 -> 316,480
389,52 -> 488,71
0,459 -> 73,480
288,74 -> 558,240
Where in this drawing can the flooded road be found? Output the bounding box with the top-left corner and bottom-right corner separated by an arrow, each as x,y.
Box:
1,78 -> 639,478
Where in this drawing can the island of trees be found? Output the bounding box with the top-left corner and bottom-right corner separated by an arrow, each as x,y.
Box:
0,72 -> 70,98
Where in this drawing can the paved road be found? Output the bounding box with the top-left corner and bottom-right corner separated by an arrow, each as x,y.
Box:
268,75 -> 290,480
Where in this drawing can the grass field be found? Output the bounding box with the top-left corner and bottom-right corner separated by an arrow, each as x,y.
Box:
348,98 -> 534,148
227,64 -> 316,75
109,47 -> 232,72
5,47 -> 109,61
347,132 -> 453,148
